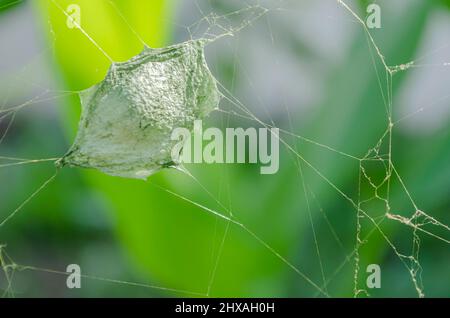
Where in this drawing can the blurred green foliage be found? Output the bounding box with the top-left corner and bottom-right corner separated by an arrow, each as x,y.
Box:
0,0 -> 19,12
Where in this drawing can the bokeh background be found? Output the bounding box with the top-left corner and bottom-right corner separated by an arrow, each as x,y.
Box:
0,0 -> 449,297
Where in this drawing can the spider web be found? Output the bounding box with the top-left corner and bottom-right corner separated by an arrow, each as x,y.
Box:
0,0 -> 449,297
